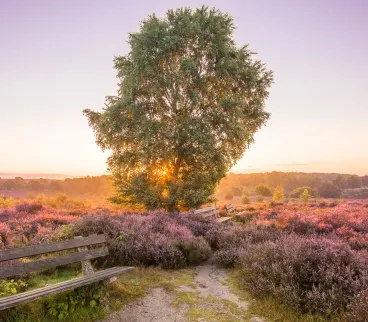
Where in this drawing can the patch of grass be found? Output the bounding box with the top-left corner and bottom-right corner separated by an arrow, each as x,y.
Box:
118,267 -> 196,292
0,266 -> 196,322
225,269 -> 341,322
174,291 -> 248,321
26,267 -> 79,290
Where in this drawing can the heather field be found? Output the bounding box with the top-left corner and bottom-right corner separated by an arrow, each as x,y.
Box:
1,195 -> 368,321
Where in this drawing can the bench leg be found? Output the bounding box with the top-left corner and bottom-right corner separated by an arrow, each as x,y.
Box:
104,276 -> 117,284
75,236 -> 95,276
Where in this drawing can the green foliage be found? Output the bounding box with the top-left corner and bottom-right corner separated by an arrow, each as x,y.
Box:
84,6 -> 273,211
300,189 -> 311,202
289,186 -> 318,198
47,283 -> 108,320
0,279 -> 27,298
241,189 -> 250,204
0,195 -> 17,208
224,192 -> 234,200
242,194 -> 250,204
254,184 -> 272,197
272,185 -> 284,202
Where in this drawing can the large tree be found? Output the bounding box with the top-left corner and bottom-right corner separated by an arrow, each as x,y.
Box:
84,7 -> 273,211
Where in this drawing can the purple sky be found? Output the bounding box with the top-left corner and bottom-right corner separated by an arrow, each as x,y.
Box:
0,0 -> 367,176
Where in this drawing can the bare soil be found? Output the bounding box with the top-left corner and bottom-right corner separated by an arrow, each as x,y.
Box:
101,265 -> 265,322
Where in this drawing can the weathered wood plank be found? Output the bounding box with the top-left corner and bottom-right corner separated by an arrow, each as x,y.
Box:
0,267 -> 128,304
217,217 -> 232,223
193,206 -> 217,215
0,266 -> 134,310
0,247 -> 109,278
235,210 -> 247,217
75,236 -> 95,276
0,235 -> 106,262
225,204 -> 235,213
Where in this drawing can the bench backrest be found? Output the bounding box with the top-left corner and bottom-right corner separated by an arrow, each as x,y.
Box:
193,206 -> 219,218
0,235 -> 107,279
225,204 -> 235,213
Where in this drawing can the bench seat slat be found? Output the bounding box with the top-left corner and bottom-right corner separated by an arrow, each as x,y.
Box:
0,247 -> 109,279
202,211 -> 218,218
0,235 -> 106,262
0,266 -> 134,310
193,206 -> 217,215
0,266 -> 129,304
217,217 -> 232,223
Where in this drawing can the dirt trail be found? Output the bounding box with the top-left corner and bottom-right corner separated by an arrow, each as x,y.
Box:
102,288 -> 186,322
190,265 -> 247,309
101,265 -> 265,322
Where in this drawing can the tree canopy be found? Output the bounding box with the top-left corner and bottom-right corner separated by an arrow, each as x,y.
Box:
84,6 -> 273,211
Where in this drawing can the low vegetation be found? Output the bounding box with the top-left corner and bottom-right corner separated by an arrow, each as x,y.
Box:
1,197 -> 368,320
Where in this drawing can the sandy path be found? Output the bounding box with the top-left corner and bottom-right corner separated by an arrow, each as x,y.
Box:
102,288 -> 186,322
101,265 -> 265,322
191,265 -> 248,309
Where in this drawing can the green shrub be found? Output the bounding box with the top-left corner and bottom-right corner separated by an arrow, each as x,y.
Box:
47,283 -> 108,320
224,192 -> 233,200
241,195 -> 250,204
256,195 -> 264,202
254,184 -> 272,197
289,186 -> 318,198
0,279 -> 27,297
272,185 -> 284,202
300,188 -> 311,202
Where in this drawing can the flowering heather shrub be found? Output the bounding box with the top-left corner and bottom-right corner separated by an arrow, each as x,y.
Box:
239,235 -> 368,315
212,247 -> 245,268
70,212 -> 211,269
71,213 -> 123,238
211,225 -> 282,268
174,213 -> 218,236
15,201 -> 43,214
0,209 -> 16,223
346,288 -> 368,322
174,236 -> 211,265
113,231 -> 185,268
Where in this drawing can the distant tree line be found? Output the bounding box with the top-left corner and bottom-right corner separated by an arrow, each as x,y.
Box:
1,172 -> 368,200
216,172 -> 368,199
0,175 -> 114,197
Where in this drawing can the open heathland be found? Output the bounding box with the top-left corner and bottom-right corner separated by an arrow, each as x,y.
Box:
1,196 -> 368,321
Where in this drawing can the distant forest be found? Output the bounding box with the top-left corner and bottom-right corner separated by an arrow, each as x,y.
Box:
1,172 -> 368,199
0,175 -> 114,197
217,172 -> 368,199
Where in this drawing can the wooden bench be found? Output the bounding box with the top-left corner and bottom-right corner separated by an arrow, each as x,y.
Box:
225,204 -> 246,217
193,206 -> 232,223
225,204 -> 236,214
0,234 -> 134,310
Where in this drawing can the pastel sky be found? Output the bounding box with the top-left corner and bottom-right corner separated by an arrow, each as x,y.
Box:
0,0 -> 367,177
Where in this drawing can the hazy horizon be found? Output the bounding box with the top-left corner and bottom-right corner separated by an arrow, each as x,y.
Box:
1,0 -> 367,176
1,167 -> 367,180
